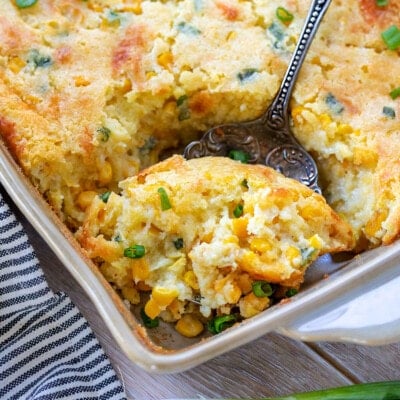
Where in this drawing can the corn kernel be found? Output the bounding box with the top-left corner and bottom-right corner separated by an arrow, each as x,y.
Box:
239,251 -> 258,271
308,234 -> 323,249
146,71 -> 157,80
226,30 -> 237,40
291,106 -> 305,123
223,235 -> 239,245
98,161 -> 113,185
144,298 -> 162,319
77,190 -> 97,210
8,56 -> 25,73
364,210 -> 388,237
167,298 -> 183,320
232,217 -> 248,238
157,52 -> 173,69
175,314 -> 204,337
353,147 -> 378,168
235,273 -> 253,294
286,245 -> 301,264
239,292 -> 270,318
73,76 -> 91,87
88,2 -> 103,12
250,237 -> 272,253
337,123 -> 353,135
319,113 -> 332,127
131,258 -> 150,281
201,232 -> 213,243
152,286 -> 179,307
122,2 -> 142,14
184,270 -> 199,290
299,204 -> 322,219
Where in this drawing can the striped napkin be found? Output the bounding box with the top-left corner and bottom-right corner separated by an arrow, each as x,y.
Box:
0,192 -> 126,400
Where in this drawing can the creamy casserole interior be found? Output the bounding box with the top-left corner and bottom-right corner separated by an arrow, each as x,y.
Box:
0,0 -> 399,336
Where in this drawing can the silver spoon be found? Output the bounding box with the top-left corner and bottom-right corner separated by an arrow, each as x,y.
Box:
184,0 -> 332,194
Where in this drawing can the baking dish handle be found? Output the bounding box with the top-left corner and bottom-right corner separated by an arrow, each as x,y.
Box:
278,274 -> 400,345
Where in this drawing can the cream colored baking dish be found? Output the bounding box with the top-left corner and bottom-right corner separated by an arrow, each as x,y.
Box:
1,139 -> 400,374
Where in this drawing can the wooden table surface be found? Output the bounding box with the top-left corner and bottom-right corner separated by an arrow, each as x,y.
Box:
3,184 -> 400,400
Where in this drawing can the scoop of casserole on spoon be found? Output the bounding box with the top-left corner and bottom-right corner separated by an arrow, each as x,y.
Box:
184,0 -> 332,194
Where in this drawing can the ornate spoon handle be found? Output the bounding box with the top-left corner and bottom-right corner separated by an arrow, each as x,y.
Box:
264,0 -> 332,132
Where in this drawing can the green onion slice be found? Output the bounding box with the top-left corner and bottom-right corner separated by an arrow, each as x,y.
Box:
233,204 -> 244,218
97,126 -> 111,142
263,381 -> 400,400
157,187 -> 172,211
228,149 -> 249,163
241,178 -> 249,188
376,0 -> 389,6
276,6 -> 294,23
99,191 -> 111,203
140,308 -> 159,328
383,106 -> 396,119
252,281 -> 274,297
124,244 -> 146,259
173,238 -> 184,250
390,87 -> 400,100
381,25 -> 400,50
207,314 -> 237,334
285,288 -> 298,298
16,0 -> 38,8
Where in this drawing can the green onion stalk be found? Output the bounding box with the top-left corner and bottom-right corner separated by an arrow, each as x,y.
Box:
241,381 -> 400,400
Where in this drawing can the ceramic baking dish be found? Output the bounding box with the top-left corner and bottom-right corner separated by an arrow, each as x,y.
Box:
1,138 -> 400,374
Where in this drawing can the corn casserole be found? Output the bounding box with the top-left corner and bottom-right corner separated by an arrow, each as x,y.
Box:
0,0 -> 399,335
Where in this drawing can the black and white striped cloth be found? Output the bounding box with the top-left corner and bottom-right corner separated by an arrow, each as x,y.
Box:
0,192 -> 126,400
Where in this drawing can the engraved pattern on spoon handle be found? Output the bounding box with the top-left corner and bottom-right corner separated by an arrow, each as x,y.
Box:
264,0 -> 332,132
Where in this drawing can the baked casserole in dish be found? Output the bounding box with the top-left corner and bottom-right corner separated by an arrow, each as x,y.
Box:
1,0 -> 400,371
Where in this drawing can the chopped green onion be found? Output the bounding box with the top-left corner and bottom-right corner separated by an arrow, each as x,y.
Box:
383,106 -> 396,119
124,244 -> 145,259
390,87 -> 400,100
241,178 -> 249,189
207,314 -> 237,334
268,22 -> 285,43
97,126 -> 111,142
140,308 -> 159,328
233,204 -> 244,218
301,247 -> 318,266
276,7 -> 294,23
237,68 -> 258,83
16,0 -> 38,8
381,25 -> 400,50
252,281 -> 274,297
176,21 -> 201,35
99,191 -> 111,203
376,0 -> 389,6
325,93 -> 344,114
173,238 -> 184,250
176,95 -> 188,107
285,288 -> 298,297
263,381 -> 400,400
176,95 -> 191,121
228,149 -> 249,163
158,187 -> 172,210
28,49 -> 52,68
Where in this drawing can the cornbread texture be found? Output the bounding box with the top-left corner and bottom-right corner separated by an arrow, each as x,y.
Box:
1,0 -> 400,246
0,0 -> 400,332
77,156 -> 354,334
